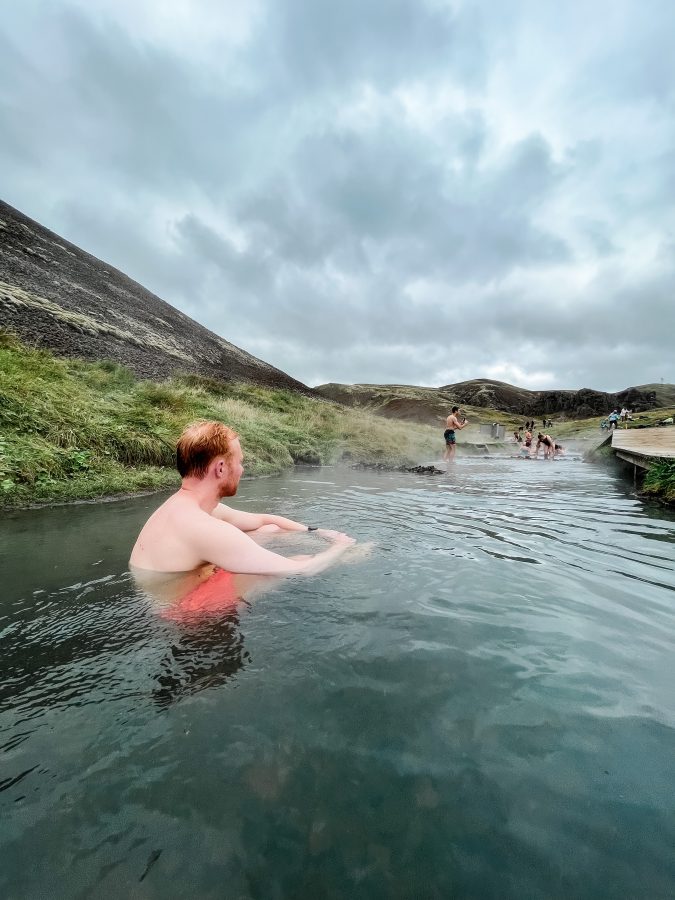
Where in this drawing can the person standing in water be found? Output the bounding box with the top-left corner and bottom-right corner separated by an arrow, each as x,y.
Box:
443,406 -> 469,462
130,421 -> 355,576
535,432 -> 555,459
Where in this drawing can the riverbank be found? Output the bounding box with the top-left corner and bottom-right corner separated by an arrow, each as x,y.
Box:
585,436 -> 675,506
642,459 -> 675,502
0,331 -> 440,508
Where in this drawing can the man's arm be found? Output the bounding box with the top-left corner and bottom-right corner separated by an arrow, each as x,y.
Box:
191,518 -> 354,576
212,504 -> 309,532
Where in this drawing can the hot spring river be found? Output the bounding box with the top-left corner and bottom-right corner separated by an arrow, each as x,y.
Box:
1,458 -> 674,899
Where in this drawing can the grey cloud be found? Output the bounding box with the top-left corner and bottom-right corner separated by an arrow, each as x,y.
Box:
574,218 -> 617,256
262,0 -> 487,93
230,123 -> 571,285
175,215 -> 275,296
0,6 -> 272,201
578,7 -> 675,107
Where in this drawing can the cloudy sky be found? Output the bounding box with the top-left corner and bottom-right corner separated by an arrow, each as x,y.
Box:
2,0 -> 674,390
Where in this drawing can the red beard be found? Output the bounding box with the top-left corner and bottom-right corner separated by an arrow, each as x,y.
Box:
218,474 -> 239,498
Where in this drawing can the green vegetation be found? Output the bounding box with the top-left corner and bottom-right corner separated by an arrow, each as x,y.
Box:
0,331 -> 439,508
623,409 -> 675,428
643,459 -> 675,503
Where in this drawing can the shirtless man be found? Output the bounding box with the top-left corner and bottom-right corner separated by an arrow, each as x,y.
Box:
443,406 -> 469,462
130,421 -> 355,577
535,432 -> 555,460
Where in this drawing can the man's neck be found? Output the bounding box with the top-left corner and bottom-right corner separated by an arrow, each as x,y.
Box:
178,478 -> 220,512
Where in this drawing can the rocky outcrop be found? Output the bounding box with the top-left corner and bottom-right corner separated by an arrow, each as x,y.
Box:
0,199 -> 314,393
317,378 -> 675,423
436,379 -> 671,417
439,379 -> 656,419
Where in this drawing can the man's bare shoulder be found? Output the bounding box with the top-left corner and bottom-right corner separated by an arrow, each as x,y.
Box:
144,493 -> 219,532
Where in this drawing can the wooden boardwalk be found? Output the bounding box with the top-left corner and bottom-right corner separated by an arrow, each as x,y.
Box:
612,427 -> 675,469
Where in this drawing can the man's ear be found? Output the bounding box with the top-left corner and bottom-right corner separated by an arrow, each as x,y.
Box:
214,458 -> 226,477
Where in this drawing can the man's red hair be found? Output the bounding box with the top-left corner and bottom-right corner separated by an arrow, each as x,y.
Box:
176,421 -> 239,478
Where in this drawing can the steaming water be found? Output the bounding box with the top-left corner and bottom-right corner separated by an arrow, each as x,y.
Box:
1,458 -> 674,898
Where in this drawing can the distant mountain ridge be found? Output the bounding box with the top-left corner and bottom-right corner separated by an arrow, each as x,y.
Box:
316,378 -> 675,424
435,378 -> 675,417
0,199 -> 312,393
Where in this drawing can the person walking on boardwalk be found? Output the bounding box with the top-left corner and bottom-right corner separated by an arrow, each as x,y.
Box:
443,406 -> 469,462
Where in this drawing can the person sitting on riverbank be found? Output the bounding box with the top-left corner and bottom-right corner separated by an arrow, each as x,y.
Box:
130,421 -> 355,576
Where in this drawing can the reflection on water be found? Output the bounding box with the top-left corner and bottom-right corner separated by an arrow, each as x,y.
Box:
1,459 -> 674,898
132,565 -> 272,710
152,607 -> 250,710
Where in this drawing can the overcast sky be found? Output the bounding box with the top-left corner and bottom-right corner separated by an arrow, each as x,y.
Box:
2,0 -> 674,390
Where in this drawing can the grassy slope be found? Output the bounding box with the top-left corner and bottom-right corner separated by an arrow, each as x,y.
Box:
0,332 -> 440,507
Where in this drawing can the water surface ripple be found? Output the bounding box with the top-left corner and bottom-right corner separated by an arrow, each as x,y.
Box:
1,458 -> 674,899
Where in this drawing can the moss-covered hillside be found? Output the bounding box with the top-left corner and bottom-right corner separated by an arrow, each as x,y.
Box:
0,332 -> 440,508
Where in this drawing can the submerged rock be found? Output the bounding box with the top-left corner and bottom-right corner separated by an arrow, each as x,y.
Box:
352,462 -> 445,475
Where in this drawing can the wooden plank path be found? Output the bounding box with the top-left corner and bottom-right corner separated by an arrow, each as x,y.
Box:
612,427 -> 675,469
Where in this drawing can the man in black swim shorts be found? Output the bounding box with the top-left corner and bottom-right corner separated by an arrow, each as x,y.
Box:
443,406 -> 469,462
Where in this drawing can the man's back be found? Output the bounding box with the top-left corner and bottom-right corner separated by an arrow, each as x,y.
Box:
130,492 -> 208,572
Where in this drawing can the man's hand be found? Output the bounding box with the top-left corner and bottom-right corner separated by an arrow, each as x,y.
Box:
316,528 -> 355,545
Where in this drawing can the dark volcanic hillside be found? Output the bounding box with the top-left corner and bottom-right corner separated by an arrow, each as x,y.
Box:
0,199 -> 311,392
437,378 -> 675,417
317,377 -> 674,423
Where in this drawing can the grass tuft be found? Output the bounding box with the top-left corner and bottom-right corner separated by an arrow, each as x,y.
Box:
643,459 -> 675,502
